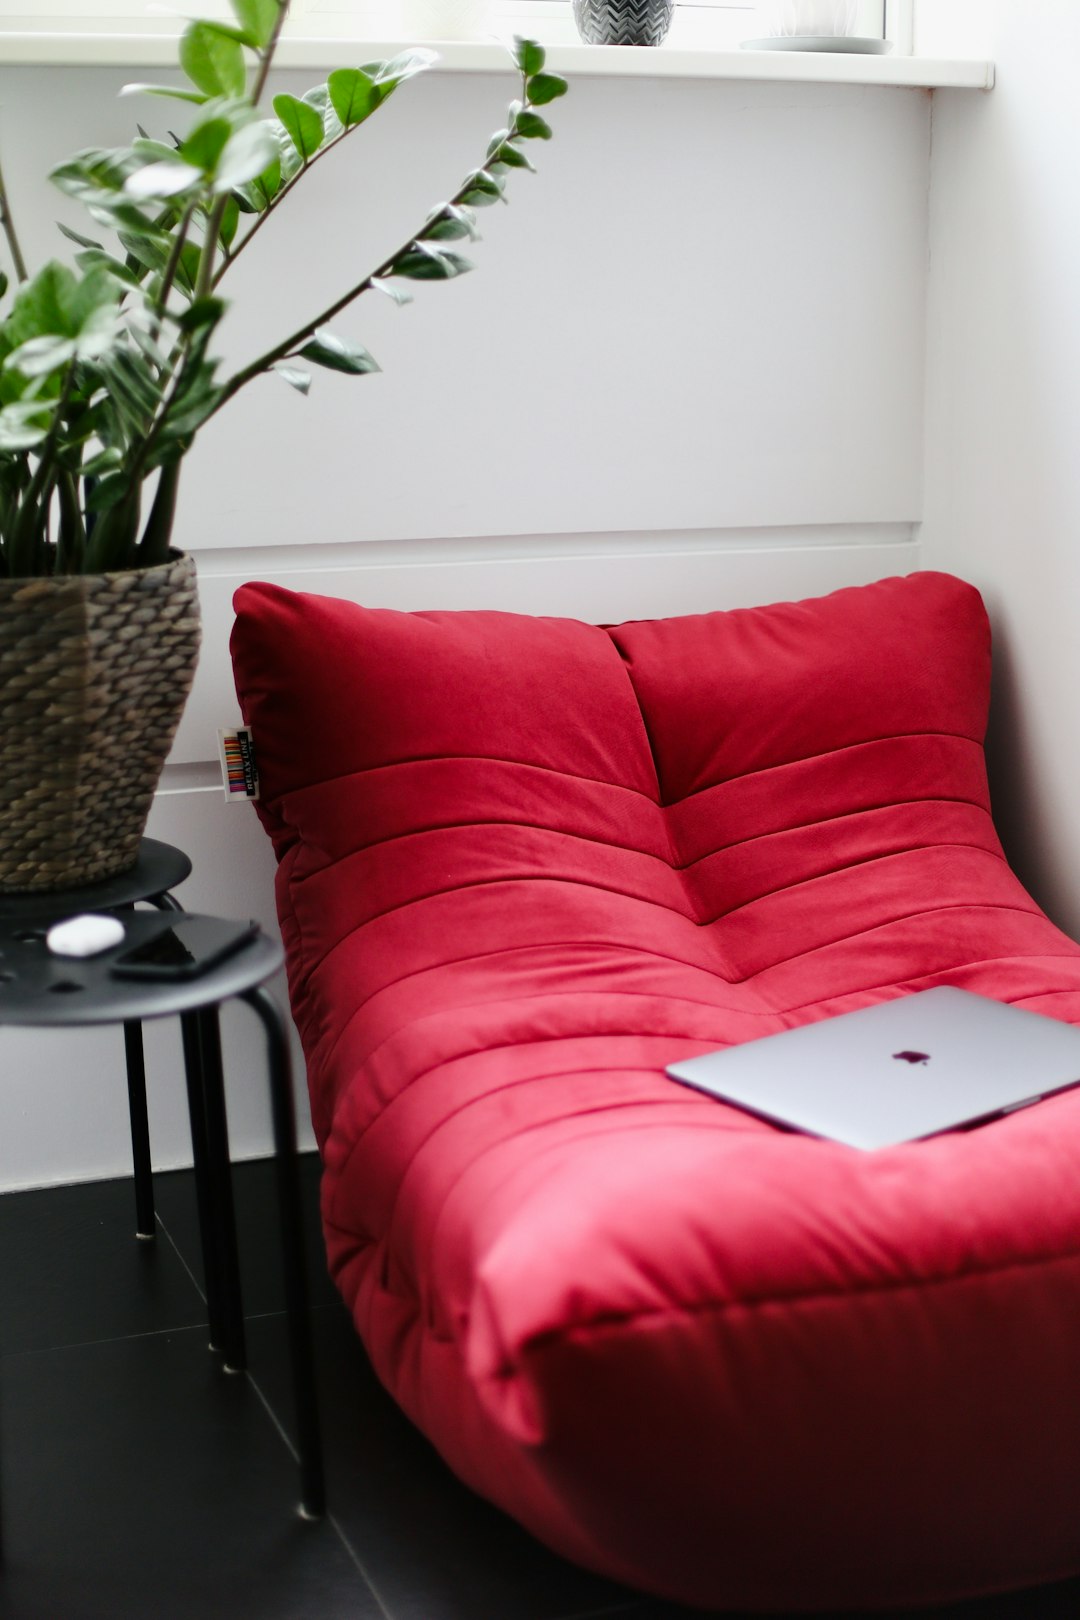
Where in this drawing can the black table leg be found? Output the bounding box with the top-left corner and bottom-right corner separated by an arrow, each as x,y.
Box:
117,889 -> 183,1243
197,1006 -> 247,1373
123,1020 -> 155,1240
243,986 -> 325,1520
180,1010 -> 227,1355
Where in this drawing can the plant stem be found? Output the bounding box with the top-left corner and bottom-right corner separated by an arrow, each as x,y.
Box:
9,368 -> 75,574
251,1 -> 289,106
213,74 -> 537,412
56,468 -> 86,573
152,202 -> 196,327
136,457 -> 181,566
0,146 -> 29,283
213,183 -> 473,411
213,127 -> 345,289
197,0 -> 288,299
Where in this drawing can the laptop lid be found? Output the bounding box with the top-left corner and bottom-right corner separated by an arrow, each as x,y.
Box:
665,987 -> 1080,1150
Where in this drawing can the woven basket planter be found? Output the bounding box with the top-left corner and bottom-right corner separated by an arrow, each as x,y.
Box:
0,551 -> 201,893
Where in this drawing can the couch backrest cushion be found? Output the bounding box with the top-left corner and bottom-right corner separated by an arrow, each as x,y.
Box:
231,571 -> 1041,1124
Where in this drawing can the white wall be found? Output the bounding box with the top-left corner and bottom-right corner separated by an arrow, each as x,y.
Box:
919,0 -> 1080,938
0,58 -> 931,1190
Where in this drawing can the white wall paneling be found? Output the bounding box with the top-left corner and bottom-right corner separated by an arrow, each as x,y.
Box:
919,0 -> 1080,941
183,525 -> 918,762
0,57 -> 931,1191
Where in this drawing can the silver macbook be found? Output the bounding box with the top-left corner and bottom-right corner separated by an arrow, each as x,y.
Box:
665,987 -> 1080,1150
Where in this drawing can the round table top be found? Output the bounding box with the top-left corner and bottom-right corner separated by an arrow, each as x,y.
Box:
0,911 -> 283,1027
0,839 -> 193,920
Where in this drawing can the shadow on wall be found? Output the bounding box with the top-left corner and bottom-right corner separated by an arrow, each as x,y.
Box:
985,610 -> 1065,932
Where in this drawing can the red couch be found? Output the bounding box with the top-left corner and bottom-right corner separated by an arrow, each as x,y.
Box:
231,571 -> 1080,1611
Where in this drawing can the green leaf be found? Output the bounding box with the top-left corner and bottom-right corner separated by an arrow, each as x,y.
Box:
273,122 -> 304,185
85,470 -> 131,513
229,0 -> 280,47
0,405 -> 50,451
124,160 -> 203,201
327,68 -> 378,128
74,249 -> 141,290
298,328 -> 380,374
120,82 -> 210,105
526,73 -> 568,106
118,231 -> 171,276
132,137 -> 184,165
175,296 -> 226,333
421,204 -> 479,243
218,194 -> 240,251
273,93 -> 325,161
5,263 -> 79,344
57,223 -> 104,251
374,48 -> 436,89
458,169 -> 505,208
212,121 -> 279,192
301,85 -> 344,143
370,278 -> 412,306
72,304 -> 125,363
67,266 -> 123,327
513,37 -> 546,76
180,21 -> 248,99
0,271 -> 7,302
390,244 -> 472,281
4,334 -> 79,378
274,364 -> 311,394
513,110 -> 552,140
236,153 -> 281,212
174,241 -> 203,297
490,142 -> 534,172
126,318 -> 169,370
181,116 -> 233,173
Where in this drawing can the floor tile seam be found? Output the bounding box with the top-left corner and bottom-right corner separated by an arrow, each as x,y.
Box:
0,1315 -> 213,1365
243,1366 -> 397,1620
155,1206 -> 209,1306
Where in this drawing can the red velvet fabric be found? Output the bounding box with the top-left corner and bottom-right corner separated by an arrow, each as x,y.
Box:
231,572 -> 1080,1611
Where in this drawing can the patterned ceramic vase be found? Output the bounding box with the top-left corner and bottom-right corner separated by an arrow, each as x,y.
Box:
573,0 -> 674,47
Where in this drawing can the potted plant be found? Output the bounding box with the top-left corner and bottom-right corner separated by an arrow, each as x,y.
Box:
0,2 -> 566,892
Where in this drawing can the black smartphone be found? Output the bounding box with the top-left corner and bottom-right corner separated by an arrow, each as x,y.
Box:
110,916 -> 260,980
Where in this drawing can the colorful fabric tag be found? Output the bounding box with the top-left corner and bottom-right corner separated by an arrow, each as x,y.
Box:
218,726 -> 259,802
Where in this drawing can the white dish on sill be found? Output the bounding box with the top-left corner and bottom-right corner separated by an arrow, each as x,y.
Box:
740,35 -> 893,53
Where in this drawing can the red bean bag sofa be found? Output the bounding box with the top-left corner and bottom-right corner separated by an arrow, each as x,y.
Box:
230,570 -> 1080,1612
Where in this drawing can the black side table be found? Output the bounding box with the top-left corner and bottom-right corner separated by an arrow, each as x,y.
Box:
0,838 -> 192,1240
0,906 -> 325,1526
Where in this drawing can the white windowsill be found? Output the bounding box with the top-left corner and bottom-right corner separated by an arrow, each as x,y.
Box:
0,31 -> 995,88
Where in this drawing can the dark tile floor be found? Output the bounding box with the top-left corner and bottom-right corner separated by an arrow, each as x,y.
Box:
2,1158 -> 1080,1620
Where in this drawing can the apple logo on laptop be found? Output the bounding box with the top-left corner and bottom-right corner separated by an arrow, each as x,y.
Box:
893,1050 -> 930,1066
